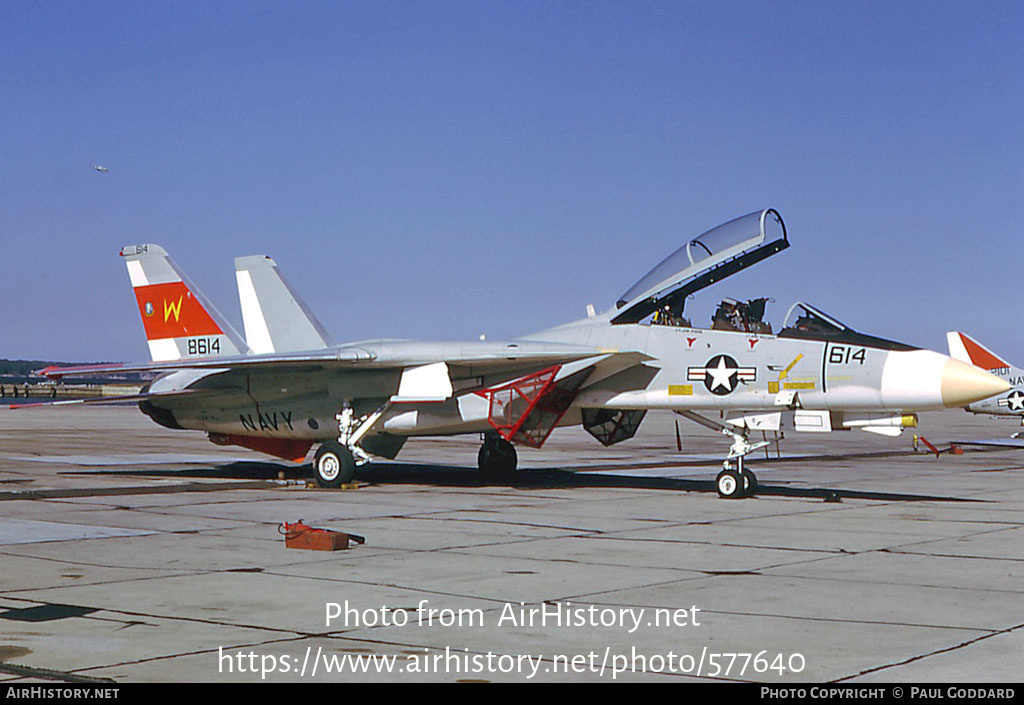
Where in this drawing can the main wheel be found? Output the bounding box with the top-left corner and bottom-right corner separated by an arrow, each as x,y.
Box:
716,469 -> 744,499
313,441 -> 356,488
478,437 -> 517,479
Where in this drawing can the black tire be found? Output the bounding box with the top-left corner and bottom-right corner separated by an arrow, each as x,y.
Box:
478,437 -> 517,479
743,470 -> 758,497
313,441 -> 356,488
716,469 -> 744,499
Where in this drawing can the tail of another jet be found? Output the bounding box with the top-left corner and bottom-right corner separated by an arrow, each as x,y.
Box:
946,331 -> 1013,372
121,244 -> 250,361
234,255 -> 335,353
946,331 -> 1024,417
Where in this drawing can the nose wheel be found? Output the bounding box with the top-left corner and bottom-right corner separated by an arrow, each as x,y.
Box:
674,412 -> 767,500
716,456 -> 758,499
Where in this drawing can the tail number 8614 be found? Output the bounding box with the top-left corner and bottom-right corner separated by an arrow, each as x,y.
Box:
187,337 -> 221,356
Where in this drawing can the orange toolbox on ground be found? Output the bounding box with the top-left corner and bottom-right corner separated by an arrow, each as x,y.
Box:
279,520 -> 365,551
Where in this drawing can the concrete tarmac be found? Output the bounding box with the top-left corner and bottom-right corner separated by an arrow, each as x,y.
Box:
0,405 -> 1022,683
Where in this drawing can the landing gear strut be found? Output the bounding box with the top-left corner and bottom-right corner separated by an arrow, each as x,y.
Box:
311,402 -> 388,488
676,410 -> 766,499
478,432 -> 517,479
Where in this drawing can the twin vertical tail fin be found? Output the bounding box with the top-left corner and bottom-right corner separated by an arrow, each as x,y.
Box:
234,255 -> 334,353
121,244 -> 250,361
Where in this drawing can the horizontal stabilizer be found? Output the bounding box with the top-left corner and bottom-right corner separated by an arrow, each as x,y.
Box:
8,388 -> 204,409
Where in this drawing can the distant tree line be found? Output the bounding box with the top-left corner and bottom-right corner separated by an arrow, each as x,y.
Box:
1,360 -> 73,376
0,359 -> 152,383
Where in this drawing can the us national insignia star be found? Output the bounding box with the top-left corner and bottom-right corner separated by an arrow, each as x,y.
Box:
998,390 -> 1024,412
687,355 -> 756,395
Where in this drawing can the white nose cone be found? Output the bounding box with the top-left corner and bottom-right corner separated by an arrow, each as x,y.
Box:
940,357 -> 1011,407
881,350 -> 1010,409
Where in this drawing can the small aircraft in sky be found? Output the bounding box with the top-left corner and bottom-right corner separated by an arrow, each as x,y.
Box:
947,331 -> 1024,422
37,209 -> 1008,498
91,164 -> 109,174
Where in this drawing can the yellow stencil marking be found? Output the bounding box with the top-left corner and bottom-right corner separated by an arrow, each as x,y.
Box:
779,354 -> 803,380
770,354 -> 805,394
783,382 -> 815,390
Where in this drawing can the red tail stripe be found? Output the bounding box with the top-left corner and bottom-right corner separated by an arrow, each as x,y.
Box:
133,282 -> 223,340
959,334 -> 1008,370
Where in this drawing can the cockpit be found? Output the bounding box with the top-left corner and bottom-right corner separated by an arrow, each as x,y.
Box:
616,209 -> 916,351
777,302 -> 916,350
710,297 -> 772,334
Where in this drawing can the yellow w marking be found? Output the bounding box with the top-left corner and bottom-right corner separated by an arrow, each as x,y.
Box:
164,296 -> 184,322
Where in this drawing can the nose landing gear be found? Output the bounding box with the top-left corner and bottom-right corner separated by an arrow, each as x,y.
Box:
715,456 -> 759,499
676,410 -> 767,499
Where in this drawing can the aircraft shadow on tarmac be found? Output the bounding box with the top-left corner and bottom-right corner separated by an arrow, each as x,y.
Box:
65,460 -> 982,504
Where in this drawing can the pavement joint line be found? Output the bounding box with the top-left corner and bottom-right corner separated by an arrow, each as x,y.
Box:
745,567 -> 1024,597
835,621 -> 1024,682
865,523 -> 1023,552
0,481 -> 279,501
405,515 -> 605,534
0,547 -> 410,588
1,597 -> 332,638
0,662 -> 117,684
0,549 -> 211,575
441,541 -> 845,573
75,635 -> 319,675
592,522 -> 904,541
254,568 -> 685,613
541,601 -> 999,635
258,563 -> 605,599
881,547 -> 1024,563
0,551 -> 436,590
498,534 -> 865,555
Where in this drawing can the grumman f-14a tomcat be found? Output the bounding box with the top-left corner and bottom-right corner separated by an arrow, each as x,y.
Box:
37,209 -> 1008,498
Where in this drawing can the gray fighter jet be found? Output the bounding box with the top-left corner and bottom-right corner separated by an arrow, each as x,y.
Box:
39,209 -> 1008,498
947,331 -> 1024,424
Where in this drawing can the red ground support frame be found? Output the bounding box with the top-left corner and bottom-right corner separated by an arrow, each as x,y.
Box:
476,365 -> 584,448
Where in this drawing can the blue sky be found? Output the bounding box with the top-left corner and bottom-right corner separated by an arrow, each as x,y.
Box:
2,1 -> 1021,361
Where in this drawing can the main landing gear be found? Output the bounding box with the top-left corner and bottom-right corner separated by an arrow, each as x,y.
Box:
311,403 -> 388,488
675,410 -> 767,499
478,432 -> 518,479
313,439 -> 356,488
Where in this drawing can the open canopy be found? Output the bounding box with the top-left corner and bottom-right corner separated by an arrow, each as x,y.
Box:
613,209 -> 788,324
